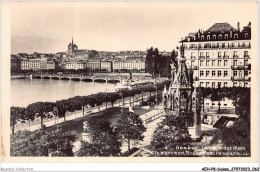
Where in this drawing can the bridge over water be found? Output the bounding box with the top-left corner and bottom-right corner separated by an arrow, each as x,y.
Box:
31,73 -> 154,83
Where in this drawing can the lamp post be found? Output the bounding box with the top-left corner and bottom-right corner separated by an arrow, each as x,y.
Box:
53,107 -> 59,131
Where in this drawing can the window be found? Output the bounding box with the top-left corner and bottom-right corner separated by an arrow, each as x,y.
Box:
225,34 -> 228,39
218,52 -> 221,58
234,34 -> 238,39
234,82 -> 237,87
218,60 -> 221,66
245,83 -> 248,87
244,51 -> 249,57
233,71 -> 238,77
218,71 -> 222,77
242,42 -> 245,47
207,35 -> 210,40
224,71 -> 228,77
193,36 -> 196,41
206,52 -> 210,58
244,60 -> 248,65
200,52 -> 204,58
224,82 -> 228,87
233,60 -> 237,66
212,60 -> 215,66
213,35 -> 216,39
201,35 -> 204,40
224,51 -> 228,58
206,71 -> 210,77
244,71 -> 248,76
218,82 -> 221,88
212,71 -> 216,77
206,82 -> 210,87
245,33 -> 249,38
200,71 -> 204,77
206,60 -> 210,66
212,43 -> 215,48
200,60 -> 204,66
200,82 -> 204,87
218,35 -> 222,39
233,51 -> 238,57
212,82 -> 215,88
224,60 -> 228,66
222,43 -> 225,48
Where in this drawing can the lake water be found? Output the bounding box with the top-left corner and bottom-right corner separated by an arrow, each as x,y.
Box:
11,78 -> 116,107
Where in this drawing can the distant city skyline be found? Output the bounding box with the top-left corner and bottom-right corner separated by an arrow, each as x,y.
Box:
11,2 -> 256,54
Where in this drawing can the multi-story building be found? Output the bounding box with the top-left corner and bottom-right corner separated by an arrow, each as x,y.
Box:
64,61 -> 84,70
112,60 -> 145,71
86,60 -> 101,71
47,61 -> 55,70
100,61 -> 112,72
180,22 -> 251,88
21,59 -> 41,70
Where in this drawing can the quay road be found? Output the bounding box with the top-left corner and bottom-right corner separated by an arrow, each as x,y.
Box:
13,92 -> 154,133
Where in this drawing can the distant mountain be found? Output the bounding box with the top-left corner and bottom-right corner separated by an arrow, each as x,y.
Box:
11,35 -> 65,54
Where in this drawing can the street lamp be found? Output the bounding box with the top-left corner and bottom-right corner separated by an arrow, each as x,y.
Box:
53,107 -> 59,131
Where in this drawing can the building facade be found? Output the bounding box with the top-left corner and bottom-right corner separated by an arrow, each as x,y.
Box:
64,61 -> 84,70
86,60 -> 101,71
100,61 -> 112,72
180,22 -> 251,88
112,60 -> 145,71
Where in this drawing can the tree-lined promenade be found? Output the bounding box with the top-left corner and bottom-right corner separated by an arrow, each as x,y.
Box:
10,80 -> 171,134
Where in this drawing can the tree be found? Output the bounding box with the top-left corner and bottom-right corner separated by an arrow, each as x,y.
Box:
145,47 -> 154,74
26,102 -> 55,128
220,118 -> 250,155
107,92 -> 119,107
150,115 -> 192,156
77,117 -> 121,156
10,129 -> 76,157
115,112 -> 146,153
10,107 -> 25,134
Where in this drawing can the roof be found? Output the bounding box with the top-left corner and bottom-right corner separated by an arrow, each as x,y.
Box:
206,23 -> 236,32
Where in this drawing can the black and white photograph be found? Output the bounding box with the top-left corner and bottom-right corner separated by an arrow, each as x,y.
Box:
1,1 -> 258,165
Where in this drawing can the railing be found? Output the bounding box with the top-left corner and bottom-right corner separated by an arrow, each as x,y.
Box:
231,76 -> 251,81
223,56 -> 229,59
217,56 -> 222,59
244,55 -> 250,59
199,56 -> 205,59
231,64 -> 251,70
194,77 -> 199,81
190,56 -> 196,59
233,55 -> 238,58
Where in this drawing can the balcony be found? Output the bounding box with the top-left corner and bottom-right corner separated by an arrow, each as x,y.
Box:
231,64 -> 251,70
194,77 -> 199,81
231,76 -> 251,81
190,56 -> 196,59
206,56 -> 210,59
217,56 -> 222,59
233,55 -> 239,58
199,56 -> 205,59
223,56 -> 229,59
244,55 -> 250,59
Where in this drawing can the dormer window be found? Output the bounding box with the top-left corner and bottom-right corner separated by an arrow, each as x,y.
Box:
234,34 -> 238,39
207,35 -> 210,40
218,34 -> 222,39
213,35 -> 216,39
225,34 -> 228,39
193,36 -> 196,41
245,33 -> 249,38
188,37 -> 190,41
201,35 -> 204,40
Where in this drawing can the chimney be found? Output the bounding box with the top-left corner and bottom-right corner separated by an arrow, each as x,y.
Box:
237,22 -> 240,32
198,29 -> 200,39
249,22 -> 251,26
230,30 -> 232,38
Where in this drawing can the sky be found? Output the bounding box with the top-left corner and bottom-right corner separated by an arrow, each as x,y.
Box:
10,1 -> 257,54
